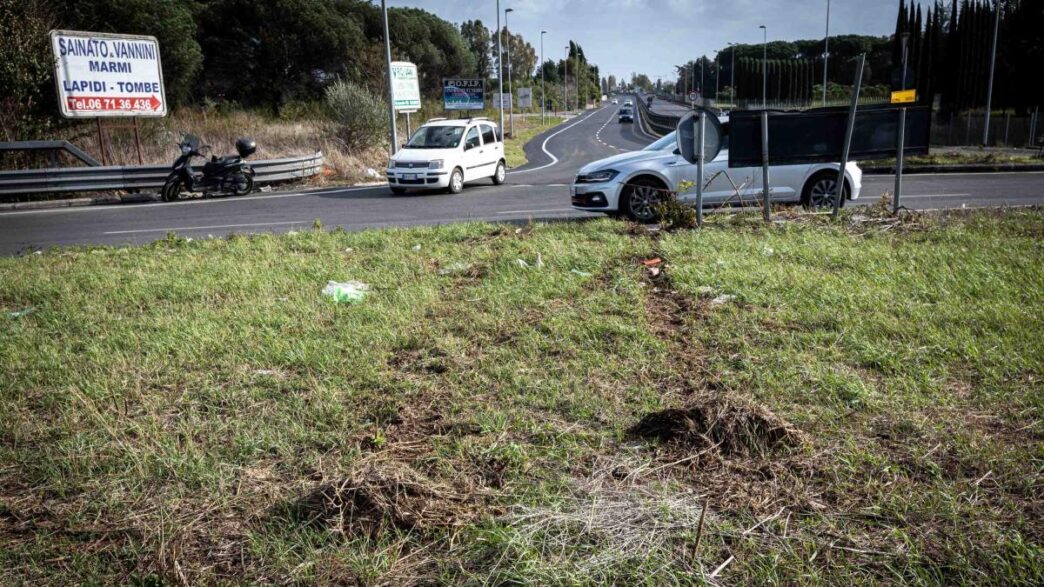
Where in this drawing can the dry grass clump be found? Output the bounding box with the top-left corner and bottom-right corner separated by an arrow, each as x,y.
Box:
629,395 -> 805,457
294,455 -> 484,537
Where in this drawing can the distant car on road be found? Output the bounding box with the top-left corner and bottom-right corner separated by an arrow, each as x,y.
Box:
618,107 -> 634,123
611,98 -> 619,104
570,119 -> 863,221
624,100 -> 634,107
386,118 -> 506,195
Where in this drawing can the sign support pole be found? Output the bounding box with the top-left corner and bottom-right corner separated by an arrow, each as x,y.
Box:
695,111 -> 705,227
833,53 -> 865,219
132,117 -> 144,165
405,112 -> 411,140
893,107 -> 906,214
95,118 -> 107,166
761,110 -> 770,222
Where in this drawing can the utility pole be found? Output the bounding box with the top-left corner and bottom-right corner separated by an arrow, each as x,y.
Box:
496,0 -> 504,135
728,43 -> 736,105
505,7 -> 514,138
381,0 -> 397,155
983,0 -> 1001,146
714,52 -> 719,102
540,31 -> 546,124
760,25 -> 768,109
822,0 -> 831,106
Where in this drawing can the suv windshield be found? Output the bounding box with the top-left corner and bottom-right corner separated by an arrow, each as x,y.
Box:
406,126 -> 465,149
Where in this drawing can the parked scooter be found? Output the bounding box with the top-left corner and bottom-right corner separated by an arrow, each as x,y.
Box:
161,134 -> 256,201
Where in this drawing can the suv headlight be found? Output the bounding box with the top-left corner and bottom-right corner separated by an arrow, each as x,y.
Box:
576,169 -> 619,183
429,160 -> 444,170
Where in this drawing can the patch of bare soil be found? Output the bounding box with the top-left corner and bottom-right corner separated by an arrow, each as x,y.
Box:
295,458 -> 482,536
629,395 -> 805,458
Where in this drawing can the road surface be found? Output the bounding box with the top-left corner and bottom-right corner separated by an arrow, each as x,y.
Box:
1,104 -> 1042,255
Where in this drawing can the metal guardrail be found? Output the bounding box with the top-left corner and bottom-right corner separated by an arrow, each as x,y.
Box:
0,141 -> 102,167
636,96 -> 680,137
0,152 -> 324,196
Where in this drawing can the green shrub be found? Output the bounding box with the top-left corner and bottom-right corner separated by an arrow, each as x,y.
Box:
324,80 -> 388,151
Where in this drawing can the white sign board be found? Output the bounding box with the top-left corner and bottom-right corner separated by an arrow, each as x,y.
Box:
517,88 -> 532,108
390,61 -> 421,112
50,30 -> 167,118
494,93 -> 513,110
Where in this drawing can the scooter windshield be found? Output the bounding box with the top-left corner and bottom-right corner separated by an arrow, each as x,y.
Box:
181,134 -> 201,151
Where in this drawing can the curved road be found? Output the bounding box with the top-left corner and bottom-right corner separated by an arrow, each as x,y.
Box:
0,104 -> 1041,254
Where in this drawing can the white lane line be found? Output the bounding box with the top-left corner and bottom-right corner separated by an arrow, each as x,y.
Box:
864,170 -> 1044,179
901,193 -> 972,198
104,220 -> 311,235
496,208 -> 574,214
0,185 -> 380,217
508,108 -> 603,175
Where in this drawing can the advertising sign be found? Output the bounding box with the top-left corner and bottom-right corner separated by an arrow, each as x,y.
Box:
443,78 -> 484,110
518,88 -> 533,108
727,105 -> 931,167
494,93 -> 513,110
891,89 -> 917,104
391,61 -> 421,112
50,30 -> 167,118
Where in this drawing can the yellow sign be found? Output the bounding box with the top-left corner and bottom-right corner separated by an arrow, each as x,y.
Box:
891,89 -> 917,104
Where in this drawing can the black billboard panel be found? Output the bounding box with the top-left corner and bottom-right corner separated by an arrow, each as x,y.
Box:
728,105 -> 931,168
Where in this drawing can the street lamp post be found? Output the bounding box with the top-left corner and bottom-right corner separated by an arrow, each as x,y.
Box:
381,0 -> 397,155
714,52 -> 719,102
983,0 -> 1001,146
564,45 -> 569,113
822,0 -> 831,106
505,7 -> 514,138
728,43 -> 736,105
540,31 -> 546,124
496,0 -> 504,136
760,25 -> 767,109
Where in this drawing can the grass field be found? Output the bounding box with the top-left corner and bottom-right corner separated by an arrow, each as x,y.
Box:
1,209 -> 1041,585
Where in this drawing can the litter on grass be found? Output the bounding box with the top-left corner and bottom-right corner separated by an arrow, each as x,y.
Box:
321,281 -> 370,304
438,261 -> 473,276
711,294 -> 736,305
571,269 -> 593,277
8,307 -> 35,319
642,258 -> 662,267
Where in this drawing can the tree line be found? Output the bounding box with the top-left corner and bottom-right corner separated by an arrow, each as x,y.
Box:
668,0 -> 1040,113
0,0 -> 604,140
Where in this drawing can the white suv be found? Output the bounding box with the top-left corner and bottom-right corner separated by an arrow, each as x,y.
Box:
386,118 -> 506,194
571,118 -> 862,221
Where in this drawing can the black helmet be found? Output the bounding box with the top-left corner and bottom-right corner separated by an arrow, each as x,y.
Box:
235,137 -> 257,157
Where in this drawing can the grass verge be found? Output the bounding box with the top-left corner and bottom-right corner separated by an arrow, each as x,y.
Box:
1,209 -> 1041,585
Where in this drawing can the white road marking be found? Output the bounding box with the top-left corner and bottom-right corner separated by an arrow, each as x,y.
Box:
508,108 -> 603,175
902,193 -> 972,198
104,220 -> 311,235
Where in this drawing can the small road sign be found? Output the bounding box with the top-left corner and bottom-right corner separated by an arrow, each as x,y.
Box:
891,89 -> 917,104
688,91 -> 699,102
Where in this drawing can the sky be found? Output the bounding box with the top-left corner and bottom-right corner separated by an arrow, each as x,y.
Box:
387,0 -> 911,82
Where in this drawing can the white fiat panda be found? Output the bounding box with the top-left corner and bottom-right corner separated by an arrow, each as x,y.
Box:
386,117 -> 507,194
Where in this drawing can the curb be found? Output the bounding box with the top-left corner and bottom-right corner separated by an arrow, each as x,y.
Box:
0,192 -> 160,212
855,163 -> 1044,175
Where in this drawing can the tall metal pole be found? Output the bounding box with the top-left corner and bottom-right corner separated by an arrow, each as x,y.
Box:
983,0 -> 1001,146
696,112 -> 705,227
714,52 -> 719,102
833,53 -> 865,219
893,107 -> 907,214
564,45 -> 569,113
761,110 -> 771,221
540,31 -> 546,125
822,0 -> 831,106
505,8 -> 514,138
496,0 -> 504,135
381,0 -> 397,155
760,25 -> 768,109
729,43 -> 736,105
575,49 -> 580,110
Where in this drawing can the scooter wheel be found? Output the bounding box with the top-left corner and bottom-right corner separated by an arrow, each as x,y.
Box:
232,173 -> 254,196
161,178 -> 183,202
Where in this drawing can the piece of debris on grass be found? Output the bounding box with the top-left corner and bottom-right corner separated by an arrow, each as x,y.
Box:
571,269 -> 593,277
437,261 -> 475,276
321,280 -> 370,304
711,294 -> 736,305
7,307 -> 35,319
629,395 -> 804,457
295,460 -> 479,535
642,257 -> 662,267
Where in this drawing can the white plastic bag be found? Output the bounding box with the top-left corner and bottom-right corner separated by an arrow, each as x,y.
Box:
322,281 -> 370,304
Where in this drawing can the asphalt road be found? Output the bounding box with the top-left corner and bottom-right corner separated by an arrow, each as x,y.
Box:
1,103 -> 1042,255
